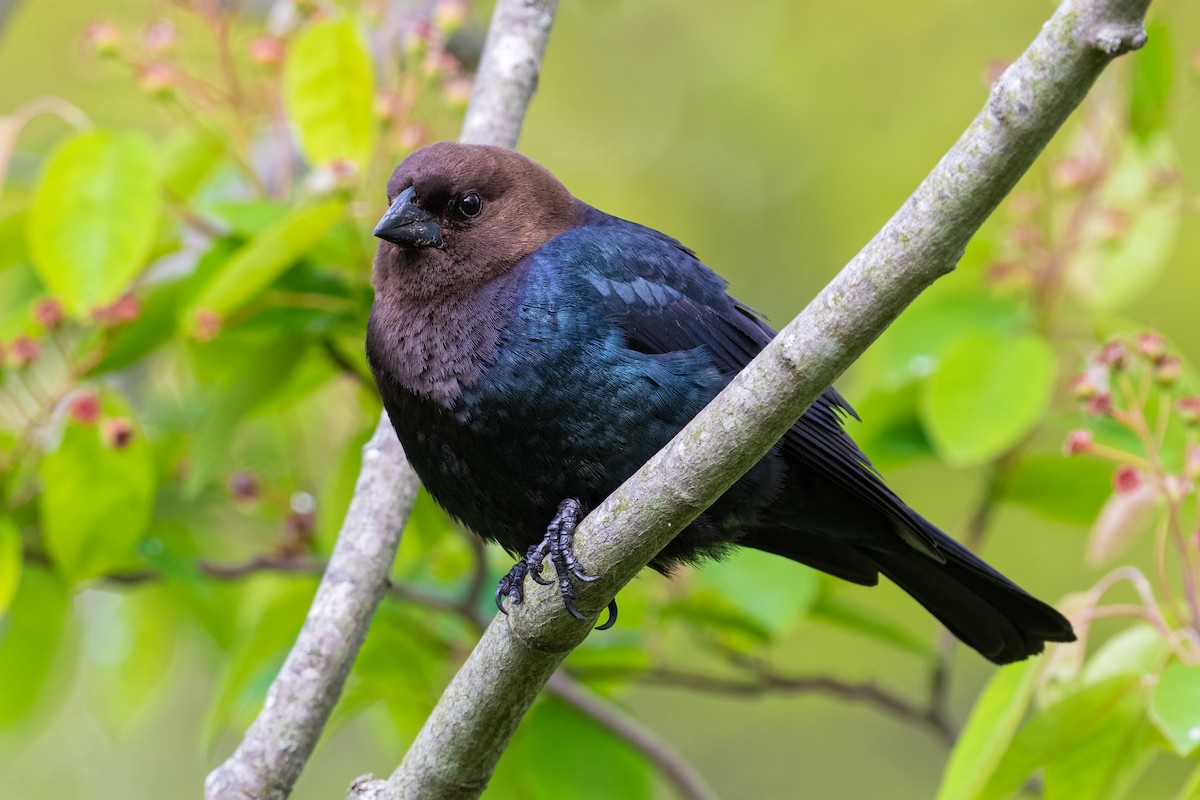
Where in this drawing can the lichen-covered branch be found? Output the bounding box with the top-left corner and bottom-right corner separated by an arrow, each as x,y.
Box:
205,1 -> 561,797
204,418 -> 418,800
370,1 -> 1152,798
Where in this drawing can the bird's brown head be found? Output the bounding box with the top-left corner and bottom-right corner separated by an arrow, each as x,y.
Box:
372,142 -> 582,301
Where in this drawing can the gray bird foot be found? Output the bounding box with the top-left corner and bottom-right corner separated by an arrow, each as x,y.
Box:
494,498 -> 617,630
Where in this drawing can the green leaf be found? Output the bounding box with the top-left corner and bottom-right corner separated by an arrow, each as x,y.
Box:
852,383 -> 936,472
163,127 -> 225,199
26,130 -> 161,315
920,332 -> 1056,466
936,660 -> 1037,800
88,585 -> 178,733
490,697 -> 653,800
1130,21 -> 1172,141
39,398 -> 156,584
698,548 -> 819,636
856,286 -> 1027,391
1150,662 -> 1200,756
283,20 -> 375,169
186,338 -> 305,493
983,675 -> 1143,800
1082,623 -> 1169,685
1042,682 -> 1156,800
810,590 -> 933,658
1067,134 -> 1183,311
0,566 -> 71,729
0,517 -> 20,617
186,199 -> 343,326
1178,763 -> 1200,800
204,576 -> 317,746
1002,454 -> 1114,526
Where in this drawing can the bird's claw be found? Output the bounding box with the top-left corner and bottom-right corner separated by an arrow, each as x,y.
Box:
494,498 -> 618,630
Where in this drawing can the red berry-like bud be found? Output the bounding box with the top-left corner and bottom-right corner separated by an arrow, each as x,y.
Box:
1113,466 -> 1140,494
1098,340 -> 1129,370
1063,429 -> 1094,456
194,309 -> 222,342
102,417 -> 134,449
10,336 -> 41,366
228,470 -> 261,502
69,392 -> 101,425
33,298 -> 64,329
1086,392 -> 1114,417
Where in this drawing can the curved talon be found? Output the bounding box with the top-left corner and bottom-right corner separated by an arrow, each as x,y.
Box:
492,497 -> 620,630
595,599 -> 618,631
562,593 -> 587,622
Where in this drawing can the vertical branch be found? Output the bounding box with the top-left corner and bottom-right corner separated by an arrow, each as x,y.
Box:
207,1 -> 560,797
458,0 -> 559,148
205,419 -> 419,800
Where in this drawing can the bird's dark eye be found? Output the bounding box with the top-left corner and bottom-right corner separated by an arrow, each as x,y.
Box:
457,191 -> 483,219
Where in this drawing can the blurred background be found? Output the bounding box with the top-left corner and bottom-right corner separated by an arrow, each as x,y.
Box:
1,0 -> 1199,798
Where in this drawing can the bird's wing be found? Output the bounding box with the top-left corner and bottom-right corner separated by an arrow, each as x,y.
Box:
560,212 -> 941,554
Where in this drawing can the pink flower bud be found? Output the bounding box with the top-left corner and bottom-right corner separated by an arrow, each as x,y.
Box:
249,36 -> 285,66
10,336 -> 41,366
82,20 -> 121,57
1155,355 -> 1182,388
194,309 -> 222,342
69,392 -> 101,425
1098,340 -> 1128,370
33,298 -> 64,329
102,417 -> 134,449
433,0 -> 469,33
137,61 -> 176,99
1086,392 -> 1114,417
140,19 -> 178,53
1051,156 -> 1103,190
1137,332 -> 1167,361
1063,429 -> 1094,456
1113,466 -> 1140,494
1177,396 -> 1200,426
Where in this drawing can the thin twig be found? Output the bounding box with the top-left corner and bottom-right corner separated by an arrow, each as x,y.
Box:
545,672 -> 720,800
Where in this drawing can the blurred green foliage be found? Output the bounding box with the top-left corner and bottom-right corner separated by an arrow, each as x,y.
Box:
0,1 -> 1199,799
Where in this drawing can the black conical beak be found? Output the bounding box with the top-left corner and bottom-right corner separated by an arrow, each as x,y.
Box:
373,186 -> 443,249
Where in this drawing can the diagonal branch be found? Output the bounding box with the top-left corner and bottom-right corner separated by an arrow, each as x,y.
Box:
205,1 -> 561,796
365,1 -> 1152,798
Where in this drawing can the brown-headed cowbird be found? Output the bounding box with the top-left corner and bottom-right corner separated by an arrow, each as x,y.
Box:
366,142 -> 1075,663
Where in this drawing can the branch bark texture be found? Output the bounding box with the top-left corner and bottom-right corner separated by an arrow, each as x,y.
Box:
206,0 -> 560,797
373,0 -> 1152,797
